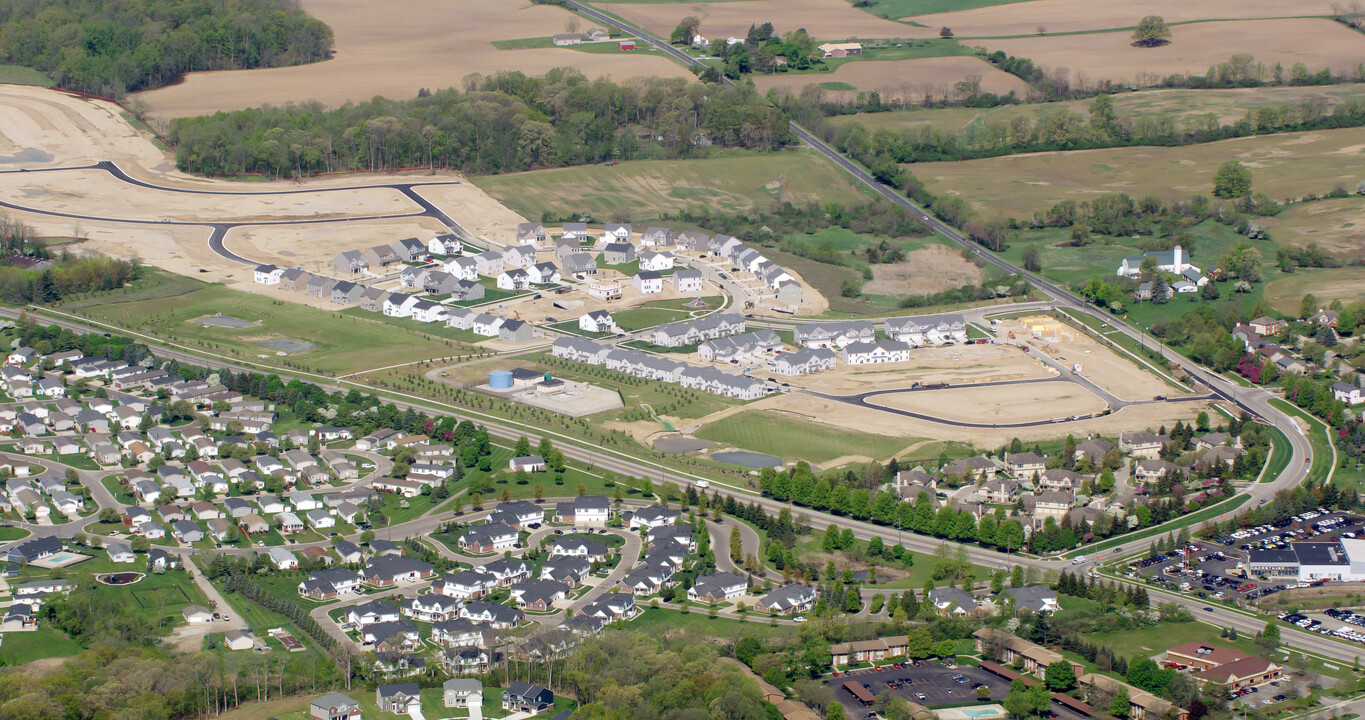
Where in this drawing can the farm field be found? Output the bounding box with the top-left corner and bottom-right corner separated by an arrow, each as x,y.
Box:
908,0 -> 1343,38
593,0 -> 932,41
749,55 -> 1029,98
1264,268 -> 1365,315
1261,196 -> 1365,260
908,125 -> 1365,221
980,19 -> 1365,86
133,0 -> 690,120
694,409 -> 924,465
830,84 -> 1365,137
473,151 -> 873,222
59,271 -> 462,376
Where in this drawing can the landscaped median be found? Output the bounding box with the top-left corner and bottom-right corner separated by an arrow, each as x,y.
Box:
1269,399 -> 1336,486
1063,494 -> 1250,558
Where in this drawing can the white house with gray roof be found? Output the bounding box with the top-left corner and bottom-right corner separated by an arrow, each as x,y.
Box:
884,314 -> 969,346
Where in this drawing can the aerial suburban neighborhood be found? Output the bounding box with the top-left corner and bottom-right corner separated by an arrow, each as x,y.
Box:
0,1 -> 1361,720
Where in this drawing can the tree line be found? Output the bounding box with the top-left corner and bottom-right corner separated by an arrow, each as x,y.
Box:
168,69 -> 794,178
0,0 -> 333,96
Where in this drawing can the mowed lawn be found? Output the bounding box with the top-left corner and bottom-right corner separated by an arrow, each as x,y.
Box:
473,151 -> 873,223
910,125 -> 1365,221
60,272 -> 459,375
696,410 -> 919,464
0,626 -> 82,665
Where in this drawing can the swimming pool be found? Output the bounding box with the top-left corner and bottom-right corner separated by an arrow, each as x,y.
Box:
961,710 -> 998,718
45,552 -> 84,565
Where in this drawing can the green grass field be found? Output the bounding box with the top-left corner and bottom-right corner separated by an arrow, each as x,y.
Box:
474,151 -> 874,224
622,607 -> 804,641
612,307 -> 698,331
834,84 -> 1365,138
0,64 -> 56,87
0,525 -> 29,541
59,270 -> 461,375
910,125 -> 1365,222
0,626 -> 82,665
695,410 -> 920,464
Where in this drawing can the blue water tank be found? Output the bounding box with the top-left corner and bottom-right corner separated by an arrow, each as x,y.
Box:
489,370 -> 513,389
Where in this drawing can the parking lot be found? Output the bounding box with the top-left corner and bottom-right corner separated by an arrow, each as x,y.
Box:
1125,509 -> 1363,604
828,661 -> 1010,715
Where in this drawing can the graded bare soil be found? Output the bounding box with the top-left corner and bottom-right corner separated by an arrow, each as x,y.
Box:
862,244 -> 983,296
749,56 -> 1029,99
870,381 -> 1107,424
0,87 -> 528,290
994,317 -> 1183,401
776,342 -> 1053,394
908,0 -> 1344,38
134,0 -> 692,120
981,20 -> 1365,88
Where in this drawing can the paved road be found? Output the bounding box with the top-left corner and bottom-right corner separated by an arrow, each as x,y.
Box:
0,161 -> 479,265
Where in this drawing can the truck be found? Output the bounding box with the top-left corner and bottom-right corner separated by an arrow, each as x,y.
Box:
1071,555 -> 1086,565
1072,363 -> 1083,374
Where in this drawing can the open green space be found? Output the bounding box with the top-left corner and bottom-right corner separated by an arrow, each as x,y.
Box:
0,525 -> 29,541
474,151 -> 873,224
612,307 -> 698,331
0,64 -> 56,87
493,36 -> 556,49
1085,619 -> 1349,680
0,626 -> 83,665
546,320 -> 617,339
796,39 -> 973,75
910,126 -> 1365,223
794,535 -> 987,589
58,269 -> 459,375
621,607 -> 803,641
695,410 -> 920,464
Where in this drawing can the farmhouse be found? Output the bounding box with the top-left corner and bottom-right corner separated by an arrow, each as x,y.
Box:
1116,245 -> 1204,285
818,42 -> 862,57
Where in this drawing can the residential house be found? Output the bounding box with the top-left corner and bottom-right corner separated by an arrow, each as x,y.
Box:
672,267 -> 703,293
687,572 -> 747,603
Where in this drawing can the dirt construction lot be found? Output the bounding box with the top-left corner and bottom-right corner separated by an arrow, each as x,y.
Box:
982,19 -> 1365,87
908,0 -> 1344,38
753,391 -> 1209,446
748,56 -> 1028,98
870,381 -> 1107,424
994,317 -> 1184,401
599,0 -> 930,42
134,0 -> 691,120
0,86 -> 528,288
778,342 -> 1052,394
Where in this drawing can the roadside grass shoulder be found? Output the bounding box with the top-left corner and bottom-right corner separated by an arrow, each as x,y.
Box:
1270,399 -> 1335,486
696,409 -> 920,464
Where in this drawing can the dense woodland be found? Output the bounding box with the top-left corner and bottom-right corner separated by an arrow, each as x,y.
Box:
0,0 -> 333,96
168,70 -> 794,177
